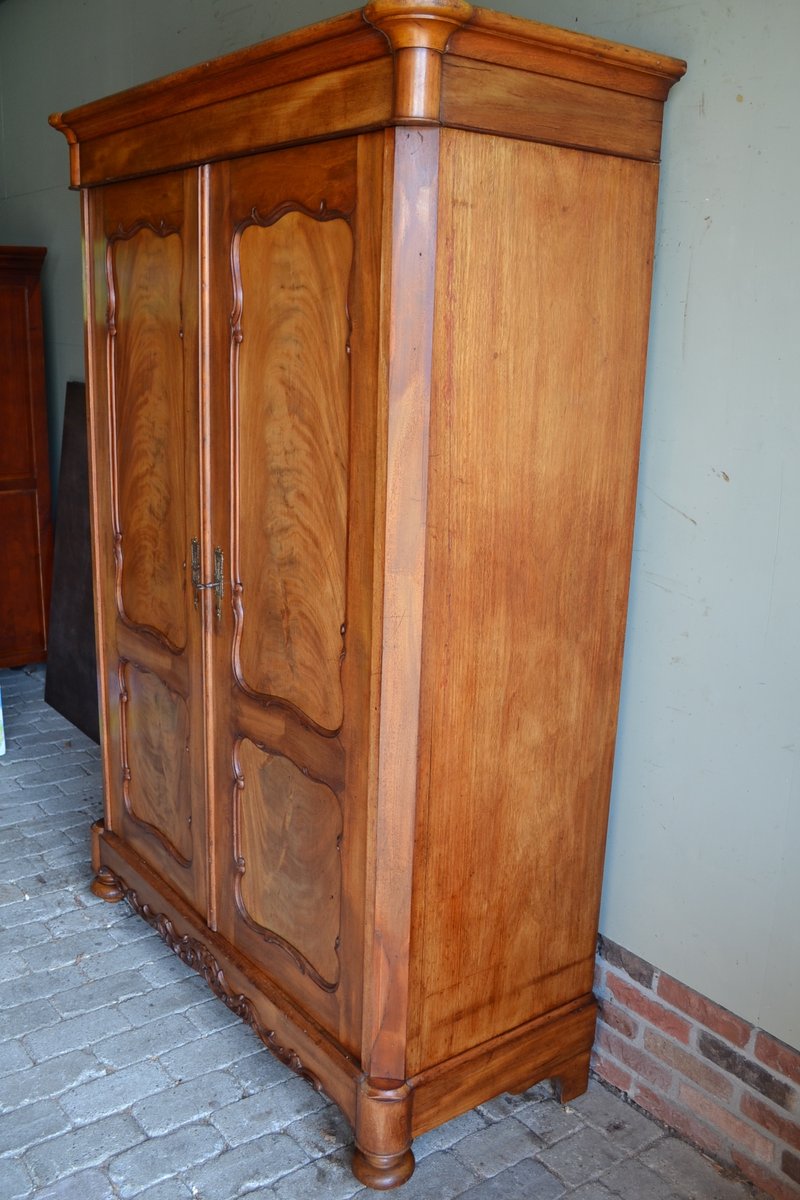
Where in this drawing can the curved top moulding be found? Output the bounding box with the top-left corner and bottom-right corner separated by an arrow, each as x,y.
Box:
49,3 -> 686,187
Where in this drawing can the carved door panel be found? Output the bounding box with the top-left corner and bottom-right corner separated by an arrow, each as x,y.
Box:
85,171 -> 208,916
207,136 -> 383,1053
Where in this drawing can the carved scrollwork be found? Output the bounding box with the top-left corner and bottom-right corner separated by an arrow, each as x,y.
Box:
105,867 -> 326,1093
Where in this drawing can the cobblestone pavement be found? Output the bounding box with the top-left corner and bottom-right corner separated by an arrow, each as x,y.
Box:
0,665 -> 767,1199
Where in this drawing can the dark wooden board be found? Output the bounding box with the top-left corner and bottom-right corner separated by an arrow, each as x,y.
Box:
44,382 -> 100,742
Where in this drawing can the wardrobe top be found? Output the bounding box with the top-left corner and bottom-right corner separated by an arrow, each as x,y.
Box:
50,2 -> 686,188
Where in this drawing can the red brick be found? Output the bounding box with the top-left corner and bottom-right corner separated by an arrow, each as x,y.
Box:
644,1028 -> 734,1101
606,969 -> 692,1044
732,1150 -> 800,1200
591,1049 -> 633,1094
595,1024 -> 673,1092
756,1033 -> 800,1089
598,998 -> 639,1041
597,936 -> 655,988
678,1083 -> 774,1163
634,1082 -> 726,1159
784,1151 -> 800,1186
656,974 -> 753,1048
741,1092 -> 800,1152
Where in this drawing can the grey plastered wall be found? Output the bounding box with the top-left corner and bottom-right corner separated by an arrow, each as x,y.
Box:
1,0 -> 797,1048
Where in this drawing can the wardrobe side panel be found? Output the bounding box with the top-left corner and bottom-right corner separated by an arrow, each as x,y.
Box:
409,129 -> 661,1072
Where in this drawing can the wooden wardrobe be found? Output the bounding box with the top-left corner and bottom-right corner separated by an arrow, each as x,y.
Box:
51,2 -> 684,1188
0,246 -> 53,668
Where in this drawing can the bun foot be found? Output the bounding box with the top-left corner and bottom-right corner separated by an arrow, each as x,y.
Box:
352,1147 -> 415,1190
91,866 -> 125,903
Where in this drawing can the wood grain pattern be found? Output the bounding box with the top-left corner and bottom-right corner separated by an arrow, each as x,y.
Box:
441,54 -> 666,161
234,209 -> 352,732
55,5 -> 685,1185
84,170 -> 207,918
362,127 -> 440,1084
0,247 -> 53,667
235,739 -> 343,988
408,128 -> 661,1073
49,5 -> 684,187
207,136 -> 384,1057
120,660 -> 193,867
109,224 -> 187,650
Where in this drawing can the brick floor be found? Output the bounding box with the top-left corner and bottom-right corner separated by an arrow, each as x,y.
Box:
0,665 -> 769,1199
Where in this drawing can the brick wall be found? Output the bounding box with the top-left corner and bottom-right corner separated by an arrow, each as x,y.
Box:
592,937 -> 800,1200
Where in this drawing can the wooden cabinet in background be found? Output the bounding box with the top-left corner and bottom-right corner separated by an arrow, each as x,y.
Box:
51,2 -> 684,1189
0,246 -> 53,668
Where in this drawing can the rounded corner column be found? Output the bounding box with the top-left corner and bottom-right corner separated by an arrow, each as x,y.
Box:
353,1077 -> 415,1190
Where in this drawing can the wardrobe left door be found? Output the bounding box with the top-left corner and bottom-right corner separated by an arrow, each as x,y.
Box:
84,170 -> 209,918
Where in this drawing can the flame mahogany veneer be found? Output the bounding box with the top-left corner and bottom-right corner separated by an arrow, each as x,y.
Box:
51,2 -> 684,1188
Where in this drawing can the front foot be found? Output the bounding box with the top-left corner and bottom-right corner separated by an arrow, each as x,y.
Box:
553,1051 -> 591,1104
353,1077 -> 414,1190
91,865 -> 125,903
352,1147 -> 415,1190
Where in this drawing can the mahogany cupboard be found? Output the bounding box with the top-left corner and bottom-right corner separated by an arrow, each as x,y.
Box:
0,247 -> 53,668
51,2 -> 684,1188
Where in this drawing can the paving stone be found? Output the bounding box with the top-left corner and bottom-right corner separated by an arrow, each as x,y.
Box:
412,1109 -> 488,1160
0,1037 -> 33,1074
140,953 -> 200,988
119,977 -> 210,1027
0,961 -> 87,1006
94,1012 -> 202,1069
24,1113 -> 145,1187
47,904 -> 126,939
186,1131 -> 307,1197
568,1182 -> 619,1199
59,1059 -> 173,1124
108,912 -> 165,945
452,1115 -> 544,1179
537,1125 -> 626,1187
160,1021 -> 264,1081
24,1005 -> 132,1061
514,1094 -> 587,1145
0,997 -> 61,1040
0,662 -> 775,1200
459,1157 -> 566,1199
0,1096 -> 72,1154
476,1085 -> 547,1123
229,1046 -> 295,1095
570,1079 -> 668,1152
51,967 -> 153,1018
598,1156 -> 685,1199
286,1103 -> 355,1160
0,920 -> 53,953
0,1048 -> 104,1111
109,1124 -> 226,1198
362,1149 -> 476,1200
270,1147 -> 364,1200
132,1069 -> 244,1136
641,1136 -> 761,1200
0,950 -> 25,982
184,996 -> 241,1034
0,890 -> 78,925
70,935 -> 173,981
0,1154 -> 35,1200
211,1074 -> 329,1145
34,1168 -> 117,1200
135,1181 -> 195,1200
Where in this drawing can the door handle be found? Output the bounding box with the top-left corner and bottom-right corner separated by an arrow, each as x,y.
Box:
191,538 -> 224,620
